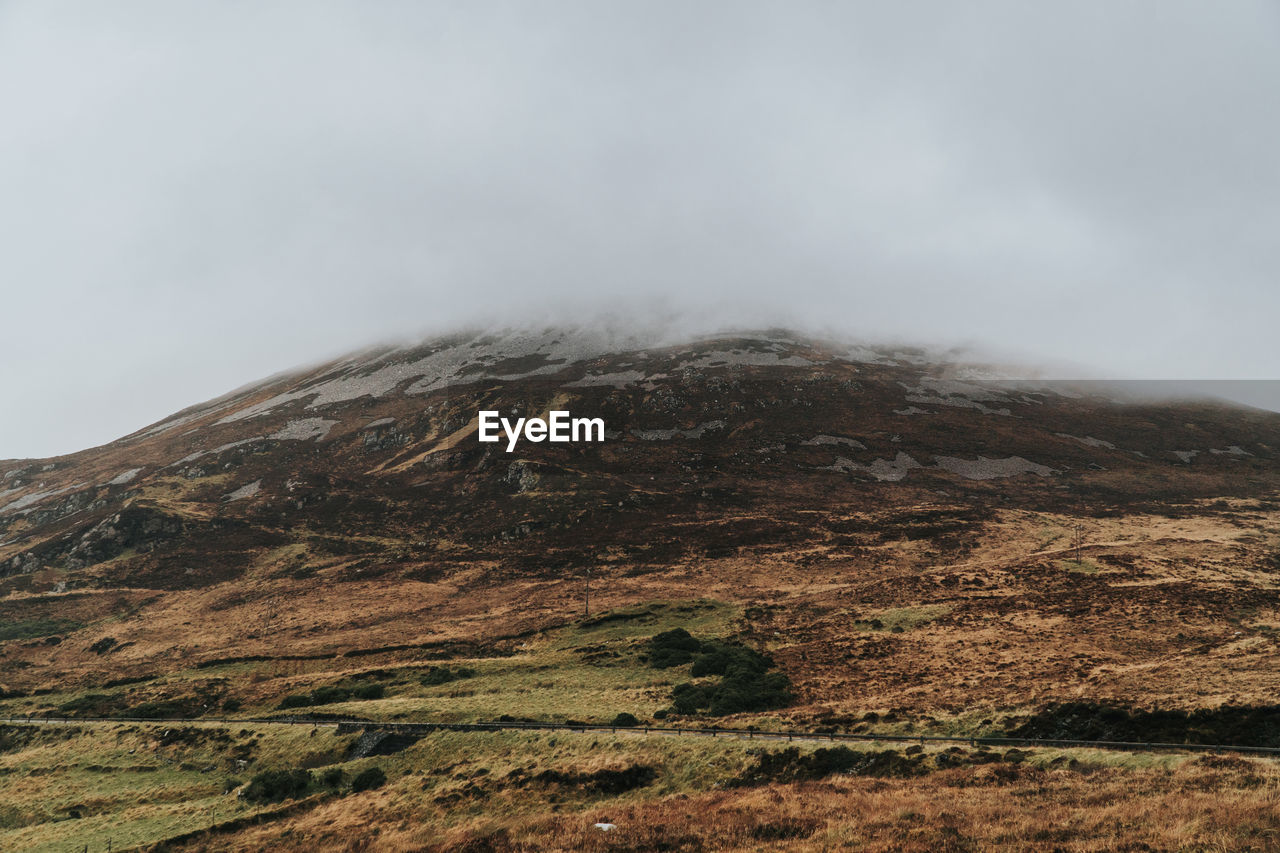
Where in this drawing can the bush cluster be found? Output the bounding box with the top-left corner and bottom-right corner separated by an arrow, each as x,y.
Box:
735,747 -> 929,785
647,628 -> 702,668
126,699 -> 198,719
242,764 -> 384,802
277,683 -> 384,709
1008,702 -> 1280,747
646,629 -> 791,716
351,766 -> 387,792
58,692 -> 206,719
242,768 -> 313,803
419,665 -> 477,686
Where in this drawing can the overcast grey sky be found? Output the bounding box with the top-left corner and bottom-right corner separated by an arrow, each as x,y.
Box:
2,2 -> 1278,458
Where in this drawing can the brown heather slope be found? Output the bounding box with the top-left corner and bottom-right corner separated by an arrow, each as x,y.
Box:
1,328 -> 1279,722
181,750 -> 1280,853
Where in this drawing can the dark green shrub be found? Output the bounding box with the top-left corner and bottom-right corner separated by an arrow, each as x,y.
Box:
57,693 -> 117,716
647,628 -> 702,668
690,641 -> 771,678
1006,702 -> 1280,747
611,712 -> 640,727
276,681 -> 388,710
689,646 -> 731,677
736,747 -> 929,785
647,630 -> 792,717
663,639 -> 790,716
670,682 -> 709,714
708,671 -> 790,715
123,699 -> 196,719
278,694 -> 311,710
351,683 -> 384,700
350,766 -> 386,792
320,767 -> 345,787
242,768 -> 312,803
311,685 -> 350,705
420,666 -> 476,686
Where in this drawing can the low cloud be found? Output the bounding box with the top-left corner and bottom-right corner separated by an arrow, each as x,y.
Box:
2,2 -> 1277,456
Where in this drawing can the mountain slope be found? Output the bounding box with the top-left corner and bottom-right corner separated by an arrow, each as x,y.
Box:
2,328 -> 1279,719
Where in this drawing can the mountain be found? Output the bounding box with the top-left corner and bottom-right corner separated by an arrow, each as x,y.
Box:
6,327 -> 1280,851
3,327 -> 1278,718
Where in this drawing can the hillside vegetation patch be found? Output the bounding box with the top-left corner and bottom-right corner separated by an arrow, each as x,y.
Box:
735,746 -> 933,785
851,604 -> 953,632
0,618 -> 83,643
278,682 -> 385,710
646,629 -> 791,716
1007,702 -> 1280,748
420,665 -> 476,686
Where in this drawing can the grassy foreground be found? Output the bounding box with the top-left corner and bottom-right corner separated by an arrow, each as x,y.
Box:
4,598 -> 1280,851
4,722 -> 1280,852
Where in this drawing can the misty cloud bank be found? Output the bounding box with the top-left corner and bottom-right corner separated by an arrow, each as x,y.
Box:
1,2 -> 1277,457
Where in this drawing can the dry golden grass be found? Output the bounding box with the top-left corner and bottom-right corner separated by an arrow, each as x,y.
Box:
5,495 -> 1280,850
171,748 -> 1280,853
6,499 -> 1280,727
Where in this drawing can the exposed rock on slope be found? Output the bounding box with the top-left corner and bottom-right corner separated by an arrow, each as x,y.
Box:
1,328 -> 1278,713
